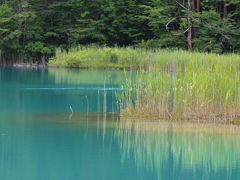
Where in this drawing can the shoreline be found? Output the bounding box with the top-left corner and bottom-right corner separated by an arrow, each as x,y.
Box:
13,62 -> 46,68
120,114 -> 240,125
0,62 -> 129,71
117,119 -> 240,134
0,62 -> 46,68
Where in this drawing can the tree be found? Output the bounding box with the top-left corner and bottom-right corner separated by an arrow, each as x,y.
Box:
187,0 -> 193,50
1,0 -> 240,64
0,3 -> 21,64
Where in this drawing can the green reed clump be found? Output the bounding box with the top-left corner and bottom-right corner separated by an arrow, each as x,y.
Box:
120,51 -> 240,121
49,46 -> 240,121
48,46 -> 154,68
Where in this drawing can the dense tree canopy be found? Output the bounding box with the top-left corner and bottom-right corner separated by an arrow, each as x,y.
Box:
1,0 -> 240,63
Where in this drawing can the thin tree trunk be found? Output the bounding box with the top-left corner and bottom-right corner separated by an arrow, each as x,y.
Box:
187,0 -> 192,51
196,0 -> 200,12
192,0 -> 200,12
223,0 -> 227,18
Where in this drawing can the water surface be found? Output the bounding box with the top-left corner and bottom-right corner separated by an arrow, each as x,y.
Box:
0,68 -> 240,180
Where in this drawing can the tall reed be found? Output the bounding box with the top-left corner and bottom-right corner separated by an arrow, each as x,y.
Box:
49,47 -> 240,121
49,46 -> 154,68
120,50 -> 240,121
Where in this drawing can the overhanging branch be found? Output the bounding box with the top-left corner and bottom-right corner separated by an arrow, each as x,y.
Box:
175,0 -> 187,10
165,18 -> 177,31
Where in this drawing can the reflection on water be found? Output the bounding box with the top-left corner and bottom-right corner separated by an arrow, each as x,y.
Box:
0,68 -> 131,114
0,114 -> 240,180
115,120 -> 240,180
0,114 -> 121,180
0,67 -> 240,180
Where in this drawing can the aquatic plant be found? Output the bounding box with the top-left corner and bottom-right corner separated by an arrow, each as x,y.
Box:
49,47 -> 152,68
120,50 -> 240,121
49,47 -> 240,121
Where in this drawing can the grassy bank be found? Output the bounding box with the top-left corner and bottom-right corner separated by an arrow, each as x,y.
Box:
49,47 -> 148,68
116,49 -> 240,121
49,47 -> 240,121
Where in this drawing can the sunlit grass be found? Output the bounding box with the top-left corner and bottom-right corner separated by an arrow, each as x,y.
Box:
119,50 -> 240,121
49,47 -> 240,121
48,46 -> 153,68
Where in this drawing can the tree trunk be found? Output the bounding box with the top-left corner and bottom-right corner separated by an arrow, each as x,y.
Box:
192,0 -> 200,12
196,0 -> 200,12
223,0 -> 227,18
187,0 -> 192,51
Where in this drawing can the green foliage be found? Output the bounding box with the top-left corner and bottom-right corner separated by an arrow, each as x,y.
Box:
49,47 -> 149,68
25,42 -> 52,57
0,4 -> 21,56
1,0 -> 240,63
193,10 -> 239,53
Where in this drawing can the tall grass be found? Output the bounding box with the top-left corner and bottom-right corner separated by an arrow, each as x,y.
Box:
120,51 -> 240,121
49,47 -> 240,121
49,46 -> 155,68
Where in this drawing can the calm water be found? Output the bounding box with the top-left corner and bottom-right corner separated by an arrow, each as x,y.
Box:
0,67 -> 240,180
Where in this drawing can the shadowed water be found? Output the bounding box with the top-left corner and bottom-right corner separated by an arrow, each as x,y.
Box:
0,68 -> 240,180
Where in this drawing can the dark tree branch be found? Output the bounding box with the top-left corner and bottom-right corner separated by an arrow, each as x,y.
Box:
175,0 -> 187,10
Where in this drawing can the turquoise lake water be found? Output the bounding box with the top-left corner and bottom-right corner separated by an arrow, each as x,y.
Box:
0,67 -> 240,180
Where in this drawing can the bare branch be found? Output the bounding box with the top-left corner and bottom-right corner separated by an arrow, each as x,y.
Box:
176,0 -> 187,10
182,24 -> 192,34
165,17 -> 177,31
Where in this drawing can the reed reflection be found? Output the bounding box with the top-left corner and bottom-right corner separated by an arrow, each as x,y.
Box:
115,120 -> 240,180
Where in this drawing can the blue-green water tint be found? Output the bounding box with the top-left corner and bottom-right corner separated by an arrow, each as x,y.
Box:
0,68 -> 126,114
0,67 -> 240,180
